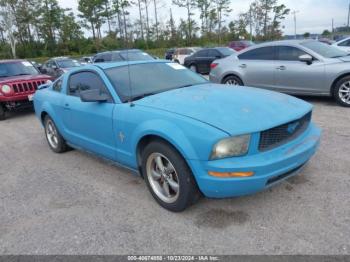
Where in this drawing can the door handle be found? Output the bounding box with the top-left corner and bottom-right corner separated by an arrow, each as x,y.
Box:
239,64 -> 247,68
276,66 -> 286,70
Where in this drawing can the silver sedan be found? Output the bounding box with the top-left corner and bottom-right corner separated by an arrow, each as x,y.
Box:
209,40 -> 350,107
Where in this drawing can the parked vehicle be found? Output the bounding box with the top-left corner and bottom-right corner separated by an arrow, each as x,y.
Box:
229,40 -> 255,51
93,49 -> 155,63
34,60 -> 321,211
332,36 -> 350,53
79,56 -> 93,65
172,47 -> 201,65
184,47 -> 235,74
210,40 -> 350,107
318,38 -> 335,45
41,57 -> 81,79
165,49 -> 176,60
0,59 -> 53,120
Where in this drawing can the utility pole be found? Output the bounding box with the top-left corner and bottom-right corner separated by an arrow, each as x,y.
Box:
249,6 -> 253,41
291,10 -> 299,39
332,18 -> 334,40
347,0 -> 350,29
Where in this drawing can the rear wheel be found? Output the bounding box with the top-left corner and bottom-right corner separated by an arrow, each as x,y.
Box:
141,141 -> 200,212
334,76 -> 350,107
0,104 -> 5,121
44,115 -> 69,153
190,64 -> 197,73
223,75 -> 243,86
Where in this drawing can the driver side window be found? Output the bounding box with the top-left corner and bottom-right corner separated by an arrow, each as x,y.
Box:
68,71 -> 112,102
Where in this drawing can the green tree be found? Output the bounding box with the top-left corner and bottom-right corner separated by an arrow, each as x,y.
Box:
172,0 -> 197,44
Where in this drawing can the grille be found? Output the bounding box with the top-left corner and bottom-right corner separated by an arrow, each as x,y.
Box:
259,112 -> 312,152
12,80 -> 46,94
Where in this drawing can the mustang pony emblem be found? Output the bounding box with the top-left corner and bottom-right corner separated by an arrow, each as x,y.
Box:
287,122 -> 300,134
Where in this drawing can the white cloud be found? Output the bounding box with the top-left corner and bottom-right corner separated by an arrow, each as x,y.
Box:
58,0 -> 349,36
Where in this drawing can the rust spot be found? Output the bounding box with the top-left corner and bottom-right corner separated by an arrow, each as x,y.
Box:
195,209 -> 249,229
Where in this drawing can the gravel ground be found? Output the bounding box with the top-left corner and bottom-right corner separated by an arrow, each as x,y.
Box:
0,96 -> 349,255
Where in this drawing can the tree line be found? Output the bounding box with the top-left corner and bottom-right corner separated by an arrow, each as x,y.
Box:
0,0 -> 290,59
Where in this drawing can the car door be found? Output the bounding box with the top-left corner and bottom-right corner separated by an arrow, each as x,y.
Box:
274,45 -> 326,94
62,70 -> 117,160
194,49 -> 209,73
206,49 -> 222,74
237,46 -> 276,89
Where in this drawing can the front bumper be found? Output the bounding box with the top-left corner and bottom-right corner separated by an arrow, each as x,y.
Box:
188,123 -> 321,198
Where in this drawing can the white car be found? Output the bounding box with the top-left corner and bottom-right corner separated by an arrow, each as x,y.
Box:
172,47 -> 201,65
332,37 -> 350,53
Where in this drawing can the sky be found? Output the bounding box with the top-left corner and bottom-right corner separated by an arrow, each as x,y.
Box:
58,0 -> 350,36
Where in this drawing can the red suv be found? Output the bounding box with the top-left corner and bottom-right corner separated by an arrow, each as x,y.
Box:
0,60 -> 53,120
228,40 -> 255,51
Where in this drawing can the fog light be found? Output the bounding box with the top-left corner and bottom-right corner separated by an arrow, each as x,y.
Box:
208,171 -> 254,178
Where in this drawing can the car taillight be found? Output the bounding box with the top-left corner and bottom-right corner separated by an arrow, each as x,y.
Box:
210,63 -> 218,69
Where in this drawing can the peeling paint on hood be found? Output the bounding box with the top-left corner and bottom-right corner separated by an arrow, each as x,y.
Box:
134,84 -> 313,136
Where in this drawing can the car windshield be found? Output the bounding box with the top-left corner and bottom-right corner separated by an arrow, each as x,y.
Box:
0,61 -> 39,78
301,41 -> 348,58
56,59 -> 81,68
105,62 -> 208,102
119,51 -> 154,61
217,47 -> 235,56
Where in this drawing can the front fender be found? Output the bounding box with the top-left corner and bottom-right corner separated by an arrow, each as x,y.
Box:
131,119 -> 198,160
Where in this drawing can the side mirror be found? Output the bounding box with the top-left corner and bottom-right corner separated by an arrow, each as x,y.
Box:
80,89 -> 109,103
52,65 -> 58,70
299,54 -> 313,65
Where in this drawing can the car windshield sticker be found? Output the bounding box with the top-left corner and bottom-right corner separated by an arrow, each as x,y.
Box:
22,61 -> 33,67
167,63 -> 186,70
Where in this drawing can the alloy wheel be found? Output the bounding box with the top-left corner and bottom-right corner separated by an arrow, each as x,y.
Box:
146,152 -> 180,204
339,81 -> 350,105
225,79 -> 239,85
46,119 -> 59,149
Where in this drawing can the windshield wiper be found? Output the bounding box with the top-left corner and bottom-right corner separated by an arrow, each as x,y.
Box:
129,92 -> 158,102
12,73 -> 31,76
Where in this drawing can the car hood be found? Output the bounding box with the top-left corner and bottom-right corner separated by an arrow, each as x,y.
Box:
0,74 -> 52,84
134,84 -> 313,135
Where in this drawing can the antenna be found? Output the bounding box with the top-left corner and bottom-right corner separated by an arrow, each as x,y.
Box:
124,9 -> 133,106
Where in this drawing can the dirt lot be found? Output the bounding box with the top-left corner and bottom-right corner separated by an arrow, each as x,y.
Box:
0,96 -> 349,255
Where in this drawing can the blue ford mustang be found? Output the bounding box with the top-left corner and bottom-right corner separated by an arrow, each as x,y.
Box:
34,60 -> 321,212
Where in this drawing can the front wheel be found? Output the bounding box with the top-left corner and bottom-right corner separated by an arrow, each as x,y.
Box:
44,115 -> 69,153
0,104 -> 5,121
141,141 -> 200,212
334,76 -> 350,107
223,75 -> 243,86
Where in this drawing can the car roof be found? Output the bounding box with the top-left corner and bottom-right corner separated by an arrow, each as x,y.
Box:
93,60 -> 169,70
96,49 -> 142,55
256,39 -> 316,47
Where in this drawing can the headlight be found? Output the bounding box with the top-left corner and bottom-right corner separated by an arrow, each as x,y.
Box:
46,80 -> 52,84
1,84 -> 11,94
210,134 -> 251,160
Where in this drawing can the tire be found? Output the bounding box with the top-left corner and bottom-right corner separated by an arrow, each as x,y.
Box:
0,104 -> 5,121
44,115 -> 69,153
141,140 -> 201,212
190,64 -> 197,73
223,75 -> 243,86
333,76 -> 350,107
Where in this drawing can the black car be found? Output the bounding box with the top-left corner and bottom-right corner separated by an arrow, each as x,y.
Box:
41,57 -> 81,79
165,48 -> 175,60
184,47 -> 235,74
93,49 -> 155,63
